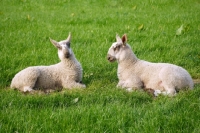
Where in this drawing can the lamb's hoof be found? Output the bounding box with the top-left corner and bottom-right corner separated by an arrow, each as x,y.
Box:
154,90 -> 161,97
23,86 -> 34,92
126,88 -> 133,92
144,88 -> 156,97
81,84 -> 86,88
23,90 -> 36,95
150,89 -> 176,97
166,91 -> 177,97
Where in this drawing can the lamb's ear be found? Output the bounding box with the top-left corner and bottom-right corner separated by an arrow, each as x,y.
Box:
122,34 -> 127,46
49,38 -> 62,49
116,34 -> 122,43
66,32 -> 71,42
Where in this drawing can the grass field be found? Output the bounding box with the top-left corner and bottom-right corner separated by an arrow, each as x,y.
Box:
0,0 -> 200,132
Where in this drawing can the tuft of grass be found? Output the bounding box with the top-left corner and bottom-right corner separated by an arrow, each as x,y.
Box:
0,0 -> 200,132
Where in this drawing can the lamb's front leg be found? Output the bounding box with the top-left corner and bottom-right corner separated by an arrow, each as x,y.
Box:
117,80 -> 140,92
63,81 -> 86,89
73,81 -> 86,88
120,76 -> 143,92
117,80 -> 125,88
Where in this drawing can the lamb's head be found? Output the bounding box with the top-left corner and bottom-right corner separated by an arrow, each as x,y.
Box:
50,33 -> 73,60
107,34 -> 131,62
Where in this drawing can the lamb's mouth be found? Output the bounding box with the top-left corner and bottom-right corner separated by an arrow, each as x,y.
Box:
107,55 -> 116,62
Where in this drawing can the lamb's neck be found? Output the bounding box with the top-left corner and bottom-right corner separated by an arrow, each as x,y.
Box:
60,56 -> 79,68
117,54 -> 139,78
118,54 -> 138,67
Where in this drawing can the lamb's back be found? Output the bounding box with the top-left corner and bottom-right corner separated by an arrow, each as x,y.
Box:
134,60 -> 193,90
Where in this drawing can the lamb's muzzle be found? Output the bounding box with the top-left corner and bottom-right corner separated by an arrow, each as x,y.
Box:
107,54 -> 116,62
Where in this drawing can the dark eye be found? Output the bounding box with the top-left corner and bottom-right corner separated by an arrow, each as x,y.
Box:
66,42 -> 70,48
114,45 -> 120,51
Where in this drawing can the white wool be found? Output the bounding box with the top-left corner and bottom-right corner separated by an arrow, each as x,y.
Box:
107,34 -> 194,96
10,33 -> 86,92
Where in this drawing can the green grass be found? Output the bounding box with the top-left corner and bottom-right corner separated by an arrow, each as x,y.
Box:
0,0 -> 200,132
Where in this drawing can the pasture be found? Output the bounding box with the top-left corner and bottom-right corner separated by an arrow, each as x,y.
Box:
0,0 -> 200,132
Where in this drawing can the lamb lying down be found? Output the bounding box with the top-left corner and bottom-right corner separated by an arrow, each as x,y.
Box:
10,33 -> 86,93
107,34 -> 194,96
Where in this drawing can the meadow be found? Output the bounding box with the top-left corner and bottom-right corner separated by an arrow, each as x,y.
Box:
0,0 -> 200,132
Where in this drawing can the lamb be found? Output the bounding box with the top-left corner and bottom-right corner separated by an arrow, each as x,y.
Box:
107,34 -> 194,96
10,33 -> 86,92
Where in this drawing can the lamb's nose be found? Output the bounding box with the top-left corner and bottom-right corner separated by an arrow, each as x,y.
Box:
107,55 -> 111,60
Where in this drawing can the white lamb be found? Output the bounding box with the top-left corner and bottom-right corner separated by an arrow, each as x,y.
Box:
10,33 -> 86,92
107,34 -> 194,96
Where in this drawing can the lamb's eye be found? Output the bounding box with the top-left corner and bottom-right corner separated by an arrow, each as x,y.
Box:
114,46 -> 120,51
66,42 -> 70,48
